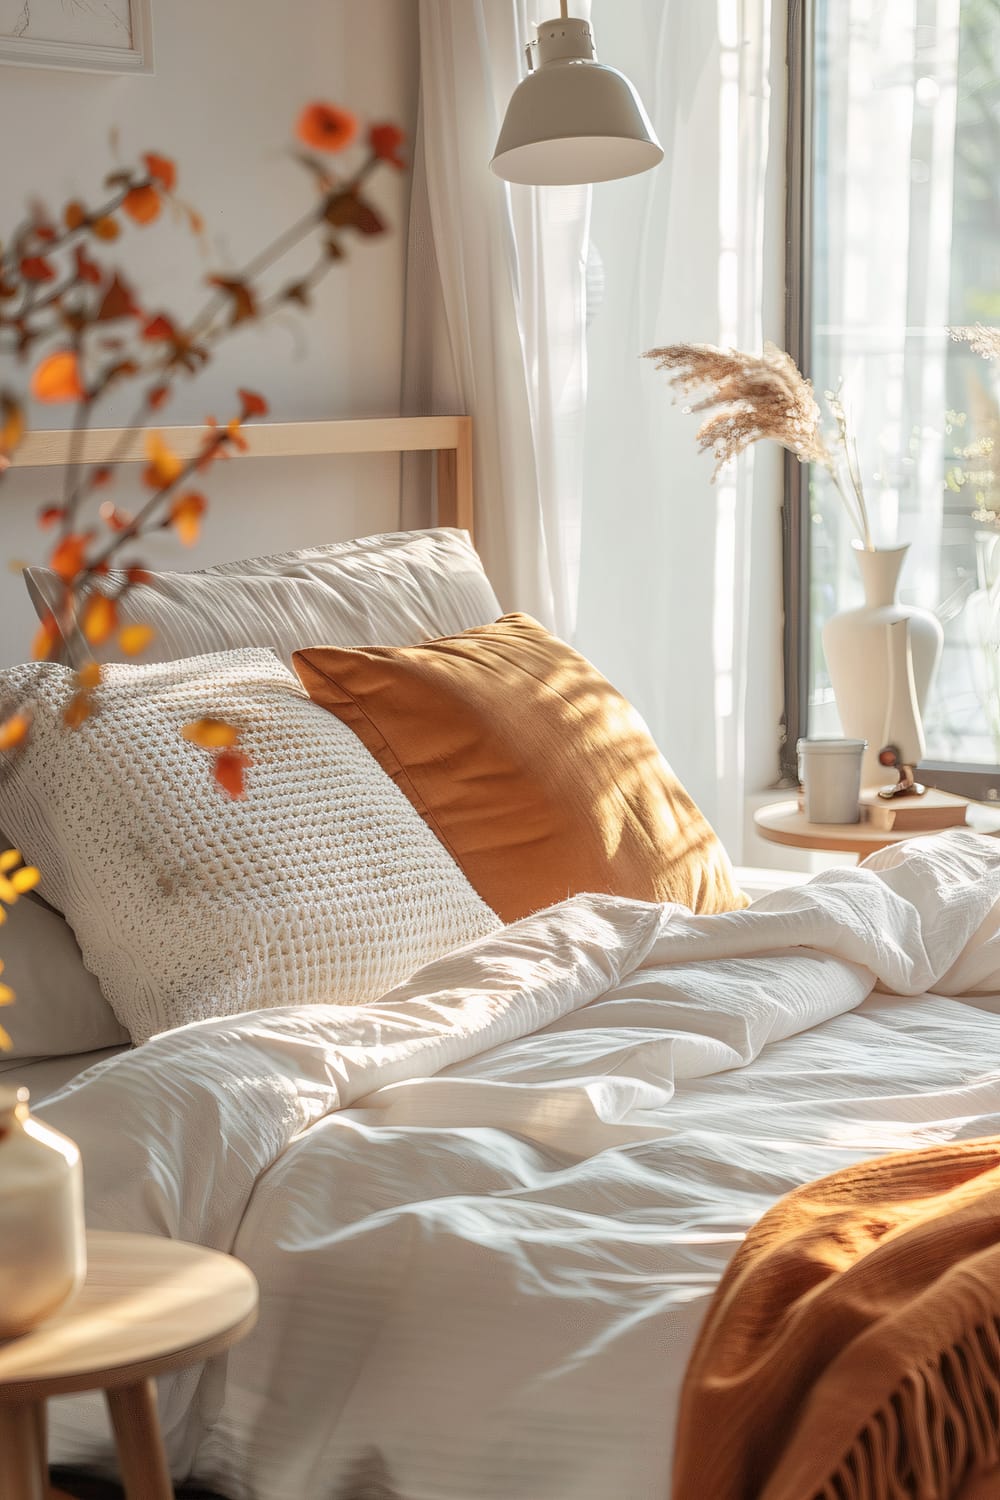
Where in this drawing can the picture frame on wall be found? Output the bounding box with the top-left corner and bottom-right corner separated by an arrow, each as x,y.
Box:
0,0 -> 153,74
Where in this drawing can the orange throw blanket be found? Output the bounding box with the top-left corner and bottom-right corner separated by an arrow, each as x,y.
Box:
673,1139 -> 1000,1500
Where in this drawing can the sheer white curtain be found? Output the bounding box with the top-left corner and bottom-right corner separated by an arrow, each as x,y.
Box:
406,0 -> 784,855
403,0 -> 590,635
573,0 -> 784,853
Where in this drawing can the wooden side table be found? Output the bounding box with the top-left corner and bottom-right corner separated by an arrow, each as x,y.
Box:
0,1230 -> 258,1500
754,797 -> 1000,862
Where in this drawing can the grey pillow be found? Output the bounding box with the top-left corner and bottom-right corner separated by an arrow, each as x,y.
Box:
24,528 -> 502,668
0,890 -> 128,1058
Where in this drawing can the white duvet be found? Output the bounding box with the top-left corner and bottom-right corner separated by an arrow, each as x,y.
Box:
39,831 -> 1000,1500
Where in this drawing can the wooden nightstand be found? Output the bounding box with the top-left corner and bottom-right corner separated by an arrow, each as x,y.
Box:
0,1230 -> 258,1500
754,797 -> 1000,862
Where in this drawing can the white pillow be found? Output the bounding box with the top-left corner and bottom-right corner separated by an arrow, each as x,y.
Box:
0,894 -> 128,1058
0,649 -> 500,1044
24,528 -> 502,668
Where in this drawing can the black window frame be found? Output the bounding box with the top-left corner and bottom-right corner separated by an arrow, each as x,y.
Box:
780,0 -> 1000,802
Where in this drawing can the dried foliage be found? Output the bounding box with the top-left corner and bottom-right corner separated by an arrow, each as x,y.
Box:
951,324 -> 1000,363
643,340 -> 873,549
0,106 -> 406,1025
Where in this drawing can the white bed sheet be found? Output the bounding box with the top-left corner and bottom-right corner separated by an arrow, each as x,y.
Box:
37,833 -> 1000,1500
0,1046 -> 129,1102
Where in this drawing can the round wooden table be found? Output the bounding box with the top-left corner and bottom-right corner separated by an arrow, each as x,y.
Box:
0,1230 -> 258,1500
754,797 -> 1000,861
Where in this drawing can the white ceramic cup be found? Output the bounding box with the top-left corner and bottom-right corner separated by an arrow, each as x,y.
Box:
796,738 -> 867,824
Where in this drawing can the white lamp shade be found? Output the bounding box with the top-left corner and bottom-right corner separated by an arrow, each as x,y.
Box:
491,16 -> 663,186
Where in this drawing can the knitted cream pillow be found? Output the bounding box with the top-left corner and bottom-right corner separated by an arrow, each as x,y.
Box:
0,648 -> 500,1044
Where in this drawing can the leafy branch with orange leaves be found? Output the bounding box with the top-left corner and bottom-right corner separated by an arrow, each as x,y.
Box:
0,102 -> 406,1029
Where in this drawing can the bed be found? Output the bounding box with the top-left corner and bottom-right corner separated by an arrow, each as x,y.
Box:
4,417 -> 1000,1500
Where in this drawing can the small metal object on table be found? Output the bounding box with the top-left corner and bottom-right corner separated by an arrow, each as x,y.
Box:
753,797 -> 1000,863
0,1230 -> 258,1500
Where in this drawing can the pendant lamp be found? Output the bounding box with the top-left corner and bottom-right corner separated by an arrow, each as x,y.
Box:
491,2 -> 663,186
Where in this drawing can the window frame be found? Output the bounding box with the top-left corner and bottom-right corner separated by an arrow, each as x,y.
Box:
781,0 -> 1000,802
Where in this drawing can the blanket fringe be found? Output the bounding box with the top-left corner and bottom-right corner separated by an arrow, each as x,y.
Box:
815,1317 -> 1000,1500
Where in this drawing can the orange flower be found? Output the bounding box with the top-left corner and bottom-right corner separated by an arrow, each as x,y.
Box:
31,350 -> 86,404
296,102 -> 359,153
143,152 -> 177,192
369,123 -> 406,169
122,185 -> 161,225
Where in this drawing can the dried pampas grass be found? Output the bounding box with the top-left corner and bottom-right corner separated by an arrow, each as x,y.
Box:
643,340 -> 873,549
951,324 -> 1000,363
643,341 -> 832,474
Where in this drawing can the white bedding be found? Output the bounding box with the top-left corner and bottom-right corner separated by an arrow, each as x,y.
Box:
37,832 -> 1000,1500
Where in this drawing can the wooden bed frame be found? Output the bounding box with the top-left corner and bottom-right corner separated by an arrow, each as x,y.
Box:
14,415 -> 475,539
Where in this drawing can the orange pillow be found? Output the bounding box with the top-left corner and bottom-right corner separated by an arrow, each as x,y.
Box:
293,614 -> 746,922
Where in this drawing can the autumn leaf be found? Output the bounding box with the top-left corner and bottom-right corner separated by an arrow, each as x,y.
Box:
118,623 -> 154,656
49,532 -> 91,583
91,216 -> 120,241
0,851 -> 40,904
0,395 -> 24,459
143,152 -> 177,192
0,714 -> 30,751
142,313 -> 176,341
63,691 -> 94,729
147,384 -> 170,410
213,749 -> 251,799
19,255 -> 56,282
64,200 -> 87,230
91,466 -> 113,488
238,389 -> 268,419
95,273 -> 141,323
81,592 -> 117,645
324,192 -> 384,236
31,350 -> 86,404
122,184 -> 161,225
369,122 -> 407,169
143,430 -> 184,489
32,613 -> 60,661
208,277 -> 257,327
170,490 -> 206,546
125,565 -> 152,586
296,102 -> 358,153
39,505 -> 66,528
76,660 -> 101,690
74,245 -> 102,285
0,1023 -> 11,1051
182,718 -> 239,750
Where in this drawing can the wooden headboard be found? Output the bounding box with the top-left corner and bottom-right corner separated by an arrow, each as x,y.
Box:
14,415 -> 474,539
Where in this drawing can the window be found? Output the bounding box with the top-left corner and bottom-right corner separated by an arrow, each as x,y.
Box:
786,0 -> 1000,794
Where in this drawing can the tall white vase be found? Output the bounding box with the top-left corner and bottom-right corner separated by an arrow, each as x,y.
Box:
822,543 -> 943,789
0,1085 -> 86,1337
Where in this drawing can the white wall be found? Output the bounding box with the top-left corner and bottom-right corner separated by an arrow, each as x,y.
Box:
0,0 -> 420,664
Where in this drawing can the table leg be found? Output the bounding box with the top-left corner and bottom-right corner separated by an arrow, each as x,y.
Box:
0,1401 -> 46,1500
105,1378 -> 174,1500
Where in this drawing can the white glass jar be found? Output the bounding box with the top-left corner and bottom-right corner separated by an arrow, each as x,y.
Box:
0,1086 -> 85,1337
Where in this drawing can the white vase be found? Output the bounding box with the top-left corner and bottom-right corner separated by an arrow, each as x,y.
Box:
0,1085 -> 86,1338
822,543 -> 943,789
